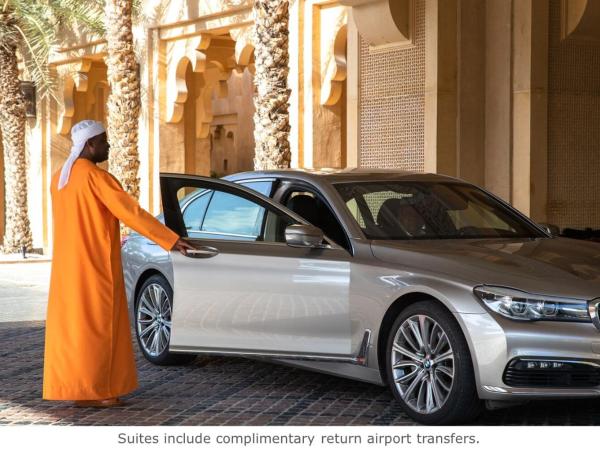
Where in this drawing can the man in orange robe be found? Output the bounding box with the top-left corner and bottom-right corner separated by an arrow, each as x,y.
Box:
43,120 -> 194,407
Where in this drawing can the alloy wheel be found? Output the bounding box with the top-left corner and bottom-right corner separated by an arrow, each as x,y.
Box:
390,314 -> 455,414
136,283 -> 172,357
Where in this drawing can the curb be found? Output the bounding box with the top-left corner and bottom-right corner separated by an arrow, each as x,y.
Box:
0,258 -> 52,265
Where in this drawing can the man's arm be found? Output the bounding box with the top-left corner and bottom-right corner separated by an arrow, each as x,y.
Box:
89,168 -> 183,252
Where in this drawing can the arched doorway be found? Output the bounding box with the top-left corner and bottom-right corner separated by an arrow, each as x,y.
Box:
167,34 -> 256,178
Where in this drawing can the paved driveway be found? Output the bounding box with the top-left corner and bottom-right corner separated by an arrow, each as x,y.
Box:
0,262 -> 49,323
0,263 -> 599,425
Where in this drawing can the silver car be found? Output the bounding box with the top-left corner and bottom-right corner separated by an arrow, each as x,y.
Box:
122,169 -> 600,424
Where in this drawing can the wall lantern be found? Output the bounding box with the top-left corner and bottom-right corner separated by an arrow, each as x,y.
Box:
19,81 -> 36,118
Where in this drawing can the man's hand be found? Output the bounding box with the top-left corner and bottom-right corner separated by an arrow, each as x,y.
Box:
172,238 -> 196,255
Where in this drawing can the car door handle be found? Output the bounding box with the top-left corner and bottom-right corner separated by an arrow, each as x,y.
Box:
184,246 -> 220,258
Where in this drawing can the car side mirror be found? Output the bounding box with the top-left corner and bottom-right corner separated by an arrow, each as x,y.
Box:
285,224 -> 325,248
539,222 -> 560,236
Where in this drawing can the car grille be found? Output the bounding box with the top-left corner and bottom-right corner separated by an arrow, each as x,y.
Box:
503,359 -> 600,388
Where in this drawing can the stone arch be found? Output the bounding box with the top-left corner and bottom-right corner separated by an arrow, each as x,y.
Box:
56,59 -> 92,135
561,0 -> 600,41
55,59 -> 109,135
231,26 -> 255,74
166,54 -> 230,139
161,30 -> 255,176
165,34 -> 211,125
340,0 -> 413,47
321,24 -> 348,106
50,58 -> 110,180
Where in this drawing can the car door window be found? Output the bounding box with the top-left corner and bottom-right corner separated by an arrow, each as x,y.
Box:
182,190 -> 213,232
239,180 -> 274,197
162,176 -> 304,243
202,190 -> 265,239
169,184 -> 296,243
284,188 -> 350,251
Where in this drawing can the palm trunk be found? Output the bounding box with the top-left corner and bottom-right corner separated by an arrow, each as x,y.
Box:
105,0 -> 141,200
0,41 -> 33,254
252,0 -> 291,170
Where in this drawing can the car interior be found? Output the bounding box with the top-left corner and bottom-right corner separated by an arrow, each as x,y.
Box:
377,198 -> 430,237
283,190 -> 350,250
284,190 -> 349,250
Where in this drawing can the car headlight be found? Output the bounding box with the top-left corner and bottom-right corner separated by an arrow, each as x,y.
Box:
473,285 -> 591,322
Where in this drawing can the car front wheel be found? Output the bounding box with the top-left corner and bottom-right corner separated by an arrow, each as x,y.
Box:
135,274 -> 195,366
386,300 -> 482,424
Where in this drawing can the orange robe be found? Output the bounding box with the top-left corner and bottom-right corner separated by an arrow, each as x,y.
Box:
43,158 -> 179,400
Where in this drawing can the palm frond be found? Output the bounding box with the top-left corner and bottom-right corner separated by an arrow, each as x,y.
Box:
49,0 -> 105,36
0,0 -> 107,100
14,23 -> 56,99
7,1 -> 56,98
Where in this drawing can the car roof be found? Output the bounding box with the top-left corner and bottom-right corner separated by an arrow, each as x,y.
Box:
224,168 -> 463,184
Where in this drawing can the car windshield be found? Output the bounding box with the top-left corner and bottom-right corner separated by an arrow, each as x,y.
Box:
334,181 -> 545,240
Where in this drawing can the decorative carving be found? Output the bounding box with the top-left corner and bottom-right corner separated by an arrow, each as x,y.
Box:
56,59 -> 93,135
561,0 -> 600,41
340,0 -> 413,47
164,21 -> 256,138
230,25 -> 255,73
195,68 -> 230,139
165,34 -> 212,123
321,24 -> 348,106
165,34 -> 242,139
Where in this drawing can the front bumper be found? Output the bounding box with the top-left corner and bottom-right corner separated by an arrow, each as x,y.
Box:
457,311 -> 600,400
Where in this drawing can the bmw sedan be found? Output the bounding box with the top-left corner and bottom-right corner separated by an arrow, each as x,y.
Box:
122,169 -> 600,424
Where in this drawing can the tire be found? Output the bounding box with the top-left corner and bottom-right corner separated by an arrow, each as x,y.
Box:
386,300 -> 482,424
134,274 -> 196,366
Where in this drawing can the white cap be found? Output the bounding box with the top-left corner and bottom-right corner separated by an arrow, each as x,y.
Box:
58,120 -> 106,190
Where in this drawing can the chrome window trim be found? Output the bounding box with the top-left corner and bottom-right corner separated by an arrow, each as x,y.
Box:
184,236 -> 336,250
188,230 -> 259,239
589,298 -> 600,331
237,178 -> 277,184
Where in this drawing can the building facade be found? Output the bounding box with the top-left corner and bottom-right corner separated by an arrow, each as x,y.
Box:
2,0 -> 600,254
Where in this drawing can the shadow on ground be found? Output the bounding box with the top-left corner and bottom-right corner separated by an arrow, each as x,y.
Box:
1,321 -> 599,425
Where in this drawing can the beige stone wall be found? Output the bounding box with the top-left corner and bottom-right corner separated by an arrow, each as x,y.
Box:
210,68 -> 255,176
17,0 -> 600,256
357,0 -> 425,171
547,0 -> 600,229
294,0 -> 348,169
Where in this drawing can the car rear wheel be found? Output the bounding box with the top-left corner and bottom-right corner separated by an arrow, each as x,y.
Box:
135,274 -> 195,365
386,300 -> 482,424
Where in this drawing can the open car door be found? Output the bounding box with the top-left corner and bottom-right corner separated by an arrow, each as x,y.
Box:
160,173 -> 355,359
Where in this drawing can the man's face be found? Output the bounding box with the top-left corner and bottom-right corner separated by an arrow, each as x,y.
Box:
87,133 -> 110,163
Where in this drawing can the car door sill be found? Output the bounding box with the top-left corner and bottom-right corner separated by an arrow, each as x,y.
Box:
170,329 -> 372,366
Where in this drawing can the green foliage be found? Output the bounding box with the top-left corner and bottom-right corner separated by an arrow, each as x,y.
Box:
0,0 -> 105,99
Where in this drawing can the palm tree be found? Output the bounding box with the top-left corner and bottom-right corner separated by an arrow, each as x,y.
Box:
0,0 -> 103,254
252,0 -> 292,170
104,0 -> 141,200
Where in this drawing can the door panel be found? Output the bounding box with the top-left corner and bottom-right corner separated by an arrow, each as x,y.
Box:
160,175 -> 353,356
170,241 -> 351,355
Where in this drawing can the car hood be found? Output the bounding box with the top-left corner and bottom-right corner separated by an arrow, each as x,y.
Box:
371,237 -> 600,299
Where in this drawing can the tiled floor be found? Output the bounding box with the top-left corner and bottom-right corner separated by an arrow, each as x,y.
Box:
1,320 -> 599,426
0,262 -> 49,323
